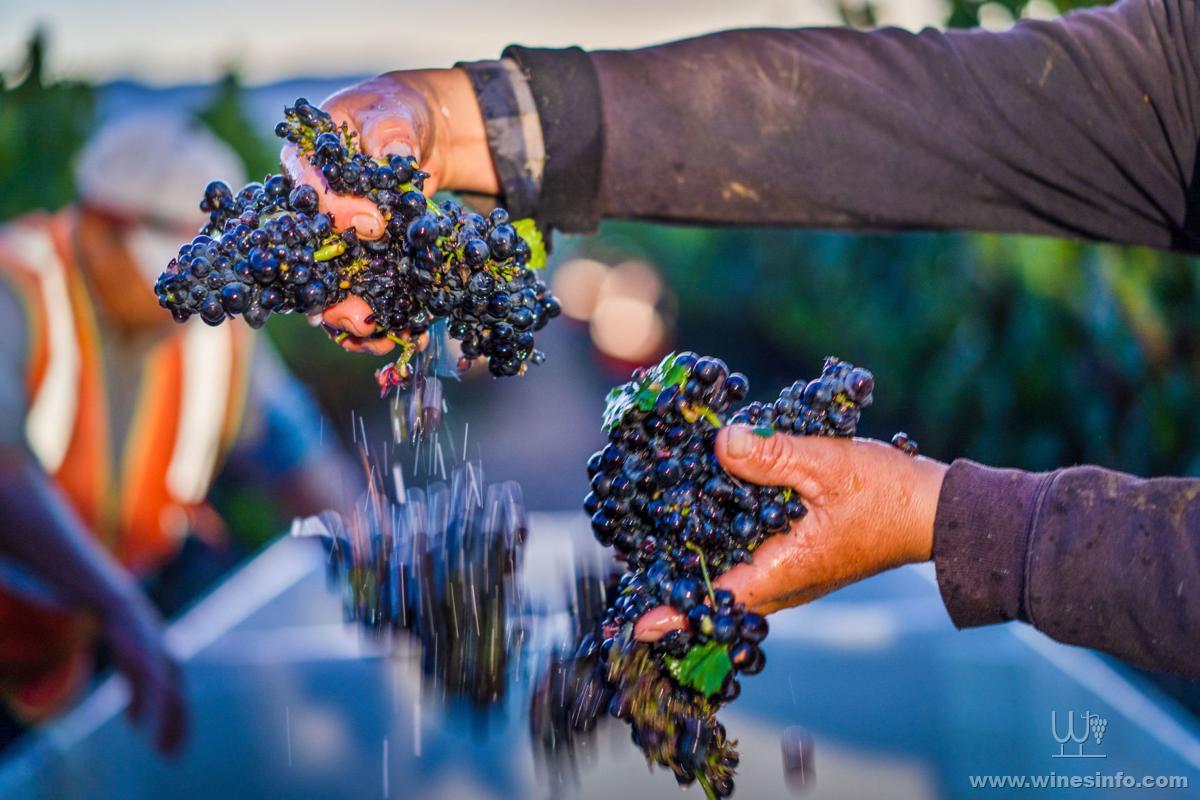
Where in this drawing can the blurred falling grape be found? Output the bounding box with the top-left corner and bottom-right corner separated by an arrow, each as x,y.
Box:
292,446 -> 528,710
781,726 -> 815,793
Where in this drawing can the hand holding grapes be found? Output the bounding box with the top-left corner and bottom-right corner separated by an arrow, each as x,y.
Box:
279,69 -> 497,237
635,426 -> 947,641
279,69 -> 498,354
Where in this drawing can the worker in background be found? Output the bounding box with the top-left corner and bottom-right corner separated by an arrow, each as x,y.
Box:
0,111 -> 353,754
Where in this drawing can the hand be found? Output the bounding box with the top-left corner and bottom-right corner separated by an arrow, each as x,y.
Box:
634,426 -> 947,641
99,587 -> 187,756
280,69 -> 495,355
280,68 -> 496,238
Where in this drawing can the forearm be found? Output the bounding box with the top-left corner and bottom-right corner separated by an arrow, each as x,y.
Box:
494,0 -> 1200,249
933,460 -> 1200,677
0,450 -> 137,617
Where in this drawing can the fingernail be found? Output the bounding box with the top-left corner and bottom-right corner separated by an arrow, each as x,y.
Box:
726,425 -> 756,460
363,314 -> 376,325
350,213 -> 376,232
385,143 -> 415,159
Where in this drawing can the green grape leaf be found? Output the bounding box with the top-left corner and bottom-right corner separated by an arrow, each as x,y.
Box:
659,356 -> 690,390
602,386 -> 635,432
513,218 -> 547,269
662,641 -> 733,698
601,352 -> 689,431
632,386 -> 659,411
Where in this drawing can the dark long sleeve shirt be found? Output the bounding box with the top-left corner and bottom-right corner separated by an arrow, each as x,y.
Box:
463,0 -> 1200,677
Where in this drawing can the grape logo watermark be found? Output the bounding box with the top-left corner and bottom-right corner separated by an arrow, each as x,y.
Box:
965,711 -> 1189,791
1051,710 -> 1108,759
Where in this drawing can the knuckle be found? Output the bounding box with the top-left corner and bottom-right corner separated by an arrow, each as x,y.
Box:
758,432 -> 802,475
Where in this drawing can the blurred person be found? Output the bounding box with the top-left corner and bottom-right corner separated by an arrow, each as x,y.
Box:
0,111 -> 352,754
286,0 -> 1199,677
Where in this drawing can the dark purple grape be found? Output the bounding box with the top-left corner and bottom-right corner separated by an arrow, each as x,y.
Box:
219,282 -> 249,314
669,578 -> 700,613
739,613 -> 768,644
687,604 -> 715,637
712,613 -> 739,645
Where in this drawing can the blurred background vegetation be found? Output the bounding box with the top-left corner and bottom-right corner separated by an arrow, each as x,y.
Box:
5,0 -> 1198,530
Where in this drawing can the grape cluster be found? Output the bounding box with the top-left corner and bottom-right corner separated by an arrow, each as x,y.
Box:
586,353 -> 874,624
728,357 -> 875,435
675,592 -> 769,694
531,565 -> 742,796
155,98 -> 561,383
567,353 -> 875,797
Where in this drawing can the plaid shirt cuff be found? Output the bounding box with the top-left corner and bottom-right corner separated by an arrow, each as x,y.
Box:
457,58 -> 545,220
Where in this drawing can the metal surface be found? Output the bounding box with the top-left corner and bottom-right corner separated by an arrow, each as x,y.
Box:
1,512 -> 1197,799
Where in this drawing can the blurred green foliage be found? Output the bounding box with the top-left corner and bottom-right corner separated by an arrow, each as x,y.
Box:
0,31 -> 95,219
840,0 -> 1100,29
196,71 -> 280,181
945,0 -> 1097,27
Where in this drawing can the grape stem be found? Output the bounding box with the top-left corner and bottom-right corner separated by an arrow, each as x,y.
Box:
697,772 -> 718,800
680,403 -> 723,429
314,240 -> 347,262
685,541 -> 717,607
386,336 -> 417,371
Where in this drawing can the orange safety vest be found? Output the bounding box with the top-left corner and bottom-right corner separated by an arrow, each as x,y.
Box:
0,209 -> 252,719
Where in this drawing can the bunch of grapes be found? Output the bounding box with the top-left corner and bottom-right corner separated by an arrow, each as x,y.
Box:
586,353 -> 875,603
154,98 -> 561,386
568,353 -> 877,797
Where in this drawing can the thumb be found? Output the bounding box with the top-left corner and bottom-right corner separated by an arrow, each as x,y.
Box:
279,145 -> 386,240
716,425 -> 832,490
359,115 -> 421,165
322,295 -> 377,338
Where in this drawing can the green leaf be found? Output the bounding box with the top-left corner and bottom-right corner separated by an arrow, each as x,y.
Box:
513,218 -> 547,269
601,352 -> 697,431
662,641 -> 733,698
602,386 -> 635,432
633,386 -> 659,411
660,359 -> 689,390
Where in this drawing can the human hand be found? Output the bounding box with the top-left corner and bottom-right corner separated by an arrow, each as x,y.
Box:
635,426 -> 947,641
99,587 -> 187,756
281,68 -> 494,354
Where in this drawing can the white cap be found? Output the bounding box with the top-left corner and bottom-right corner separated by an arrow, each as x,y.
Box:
75,110 -> 247,228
